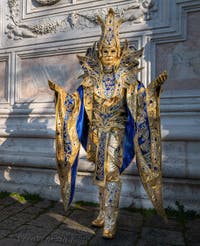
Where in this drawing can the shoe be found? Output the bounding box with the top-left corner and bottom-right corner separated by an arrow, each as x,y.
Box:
91,212 -> 104,227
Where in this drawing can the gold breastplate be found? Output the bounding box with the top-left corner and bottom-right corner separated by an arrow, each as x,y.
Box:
92,89 -> 126,131
94,72 -> 123,99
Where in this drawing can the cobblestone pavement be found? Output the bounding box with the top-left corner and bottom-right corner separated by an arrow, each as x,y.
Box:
0,196 -> 199,246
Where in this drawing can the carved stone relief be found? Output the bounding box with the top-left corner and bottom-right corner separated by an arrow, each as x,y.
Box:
122,0 -> 157,23
5,0 -> 157,40
34,0 -> 61,5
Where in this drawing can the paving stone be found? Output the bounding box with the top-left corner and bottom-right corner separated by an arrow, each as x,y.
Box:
139,227 -> 185,246
10,212 -> 36,223
1,214 -> 36,232
22,205 -> 45,215
0,205 -> 5,211
48,202 -> 68,216
0,197 -> 197,246
0,238 -> 36,246
46,211 -> 96,245
27,213 -> 63,229
89,228 -> 138,246
0,218 -> 26,231
9,201 -> 30,208
119,210 -> 143,232
0,212 -> 13,222
0,204 -> 28,221
0,229 -> 10,239
185,219 -> 200,245
58,215 -> 96,234
1,203 -> 23,212
39,241 -> 67,246
44,227 -> 94,246
0,197 -> 16,206
144,214 -> 182,231
67,206 -> 98,228
33,200 -> 53,209
8,225 -> 51,242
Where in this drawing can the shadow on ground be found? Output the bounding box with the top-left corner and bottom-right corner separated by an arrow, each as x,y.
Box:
0,193 -> 199,246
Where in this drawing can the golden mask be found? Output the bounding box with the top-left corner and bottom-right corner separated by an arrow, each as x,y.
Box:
97,9 -> 122,67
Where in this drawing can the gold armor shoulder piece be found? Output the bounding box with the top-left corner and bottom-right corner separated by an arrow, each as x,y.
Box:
77,43 -> 101,81
81,76 -> 93,88
120,41 -> 144,69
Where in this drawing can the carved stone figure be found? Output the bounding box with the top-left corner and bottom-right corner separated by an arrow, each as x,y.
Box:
123,0 -> 156,23
67,12 -> 78,29
48,8 -> 167,239
5,23 -> 37,39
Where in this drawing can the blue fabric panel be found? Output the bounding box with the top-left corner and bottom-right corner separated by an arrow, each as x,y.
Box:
76,86 -> 89,150
68,152 -> 79,207
67,86 -> 89,207
120,106 -> 135,173
95,131 -> 106,180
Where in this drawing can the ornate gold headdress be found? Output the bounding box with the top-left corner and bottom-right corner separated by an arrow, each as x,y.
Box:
97,8 -> 122,58
77,8 -> 144,77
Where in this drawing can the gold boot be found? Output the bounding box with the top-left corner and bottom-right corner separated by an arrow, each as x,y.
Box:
92,186 -> 105,227
102,181 -> 121,239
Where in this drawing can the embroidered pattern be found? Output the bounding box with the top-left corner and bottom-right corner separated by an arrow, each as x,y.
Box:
96,132 -> 106,181
92,95 -> 126,131
63,94 -> 76,163
102,72 -> 116,98
64,94 -> 75,113
63,117 -> 72,163
104,181 -> 121,207
136,85 -> 151,167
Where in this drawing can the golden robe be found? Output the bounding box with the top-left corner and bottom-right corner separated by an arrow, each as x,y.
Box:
48,45 -> 166,221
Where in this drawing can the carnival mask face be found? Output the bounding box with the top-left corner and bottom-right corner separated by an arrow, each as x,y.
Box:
100,45 -> 119,67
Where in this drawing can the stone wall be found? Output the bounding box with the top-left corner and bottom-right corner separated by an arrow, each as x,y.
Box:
0,0 -> 199,211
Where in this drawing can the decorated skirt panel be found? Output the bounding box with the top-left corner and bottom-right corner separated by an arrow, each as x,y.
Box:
94,128 -> 124,186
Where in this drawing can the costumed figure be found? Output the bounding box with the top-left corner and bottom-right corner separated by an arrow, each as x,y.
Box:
48,8 -> 168,239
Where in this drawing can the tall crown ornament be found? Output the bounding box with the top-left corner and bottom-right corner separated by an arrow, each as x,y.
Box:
77,8 -> 144,79
97,8 -> 122,60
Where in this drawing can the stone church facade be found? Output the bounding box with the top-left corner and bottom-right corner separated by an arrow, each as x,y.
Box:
0,0 -> 199,211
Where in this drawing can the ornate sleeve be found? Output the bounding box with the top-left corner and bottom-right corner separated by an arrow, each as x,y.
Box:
127,79 -> 167,221
48,80 -> 81,210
